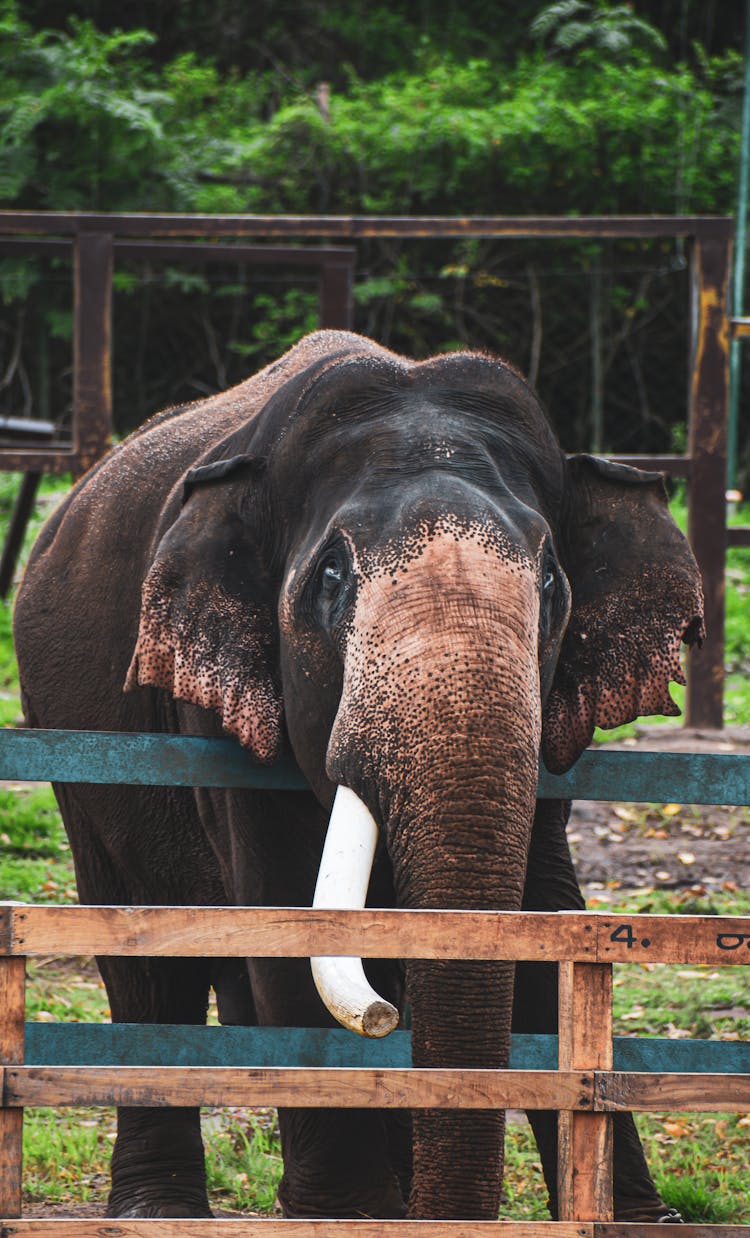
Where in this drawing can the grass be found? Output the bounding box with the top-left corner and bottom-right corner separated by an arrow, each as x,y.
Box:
0,473 -> 748,1218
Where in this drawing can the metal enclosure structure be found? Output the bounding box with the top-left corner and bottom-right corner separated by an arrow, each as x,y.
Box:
0,212 -> 737,729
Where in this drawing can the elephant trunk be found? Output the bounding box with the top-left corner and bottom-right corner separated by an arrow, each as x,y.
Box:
395,738 -> 539,1219
325,527 -> 543,1218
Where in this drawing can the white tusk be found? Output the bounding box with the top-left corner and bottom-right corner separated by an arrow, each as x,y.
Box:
311,785 -> 399,1038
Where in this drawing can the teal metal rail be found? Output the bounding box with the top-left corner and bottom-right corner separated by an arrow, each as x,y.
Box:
5,728 -> 750,805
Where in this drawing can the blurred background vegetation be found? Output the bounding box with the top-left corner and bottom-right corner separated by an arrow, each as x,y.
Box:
0,1 -> 746,472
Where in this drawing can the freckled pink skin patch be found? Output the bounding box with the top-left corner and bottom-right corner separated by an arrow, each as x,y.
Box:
126,567 -> 283,763
542,566 -> 704,773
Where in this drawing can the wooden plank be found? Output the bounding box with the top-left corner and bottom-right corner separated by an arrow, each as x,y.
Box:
10,906 -> 598,961
11,904 -> 750,966
3,1066 -> 592,1111
5,730 -> 750,806
594,913 -> 750,965
0,958 -> 24,1218
558,964 -> 613,1223
8,905 -> 750,964
2,1224 -> 749,1238
597,1071 -> 750,1112
0,1221 -> 598,1237
21,1024 -> 750,1076
558,964 -> 613,1073
596,1227 -> 750,1238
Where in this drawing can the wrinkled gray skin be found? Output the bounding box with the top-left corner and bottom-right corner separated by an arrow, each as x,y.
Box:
14,332 -> 703,1220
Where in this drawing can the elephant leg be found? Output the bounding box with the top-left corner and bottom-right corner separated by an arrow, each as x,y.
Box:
52,782 -> 218,1220
247,953 -> 407,1219
513,799 -> 675,1223
224,790 -> 407,1219
100,954 -> 213,1218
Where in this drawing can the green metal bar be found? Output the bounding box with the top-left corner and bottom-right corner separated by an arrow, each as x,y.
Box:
23,1024 -> 750,1075
728,0 -> 750,490
3,729 -> 750,804
0,728 -> 307,790
536,748 -> 750,806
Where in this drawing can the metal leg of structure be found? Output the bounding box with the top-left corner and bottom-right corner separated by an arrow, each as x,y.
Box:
686,234 -> 732,729
0,471 -> 41,598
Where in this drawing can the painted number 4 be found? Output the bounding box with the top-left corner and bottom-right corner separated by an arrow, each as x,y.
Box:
610,923 -> 651,949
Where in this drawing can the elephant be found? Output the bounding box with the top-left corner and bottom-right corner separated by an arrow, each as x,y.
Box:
13,329 -> 703,1222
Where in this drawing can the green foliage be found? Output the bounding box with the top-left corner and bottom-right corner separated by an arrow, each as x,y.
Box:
0,2 -> 744,457
0,3 -> 738,218
531,1 -> 668,59
0,4 -> 170,209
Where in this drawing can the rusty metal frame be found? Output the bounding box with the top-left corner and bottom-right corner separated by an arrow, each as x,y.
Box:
0,229 -> 356,476
0,212 -> 735,728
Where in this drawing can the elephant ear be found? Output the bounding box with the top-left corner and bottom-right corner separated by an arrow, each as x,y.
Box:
542,455 -> 705,774
125,455 -> 283,764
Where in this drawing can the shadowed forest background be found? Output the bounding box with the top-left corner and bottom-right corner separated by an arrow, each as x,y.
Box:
0,0 -> 746,474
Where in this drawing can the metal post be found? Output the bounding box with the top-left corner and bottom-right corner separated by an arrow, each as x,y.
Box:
73,231 -> 113,478
320,257 -> 354,329
728,0 -> 750,491
686,231 -> 733,729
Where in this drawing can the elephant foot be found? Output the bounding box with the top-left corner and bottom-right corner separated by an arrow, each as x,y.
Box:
615,1200 -> 684,1224
280,1203 -> 407,1220
278,1181 -> 406,1220
108,1106 -> 211,1219
278,1188 -> 406,1220
107,1194 -> 213,1219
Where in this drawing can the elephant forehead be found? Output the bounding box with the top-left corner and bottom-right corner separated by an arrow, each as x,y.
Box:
355,512 -> 539,576
349,518 -> 541,657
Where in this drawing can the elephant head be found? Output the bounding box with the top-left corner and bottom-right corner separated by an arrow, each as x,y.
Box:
125,333 -> 703,1219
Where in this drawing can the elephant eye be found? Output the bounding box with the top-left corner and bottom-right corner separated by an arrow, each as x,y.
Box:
539,552 -> 559,641
321,558 -> 343,588
303,542 -> 354,634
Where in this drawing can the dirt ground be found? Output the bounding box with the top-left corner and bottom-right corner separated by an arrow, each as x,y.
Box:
570,725 -> 750,897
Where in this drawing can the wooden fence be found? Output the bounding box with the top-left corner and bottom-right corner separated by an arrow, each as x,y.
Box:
0,729 -> 749,1236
